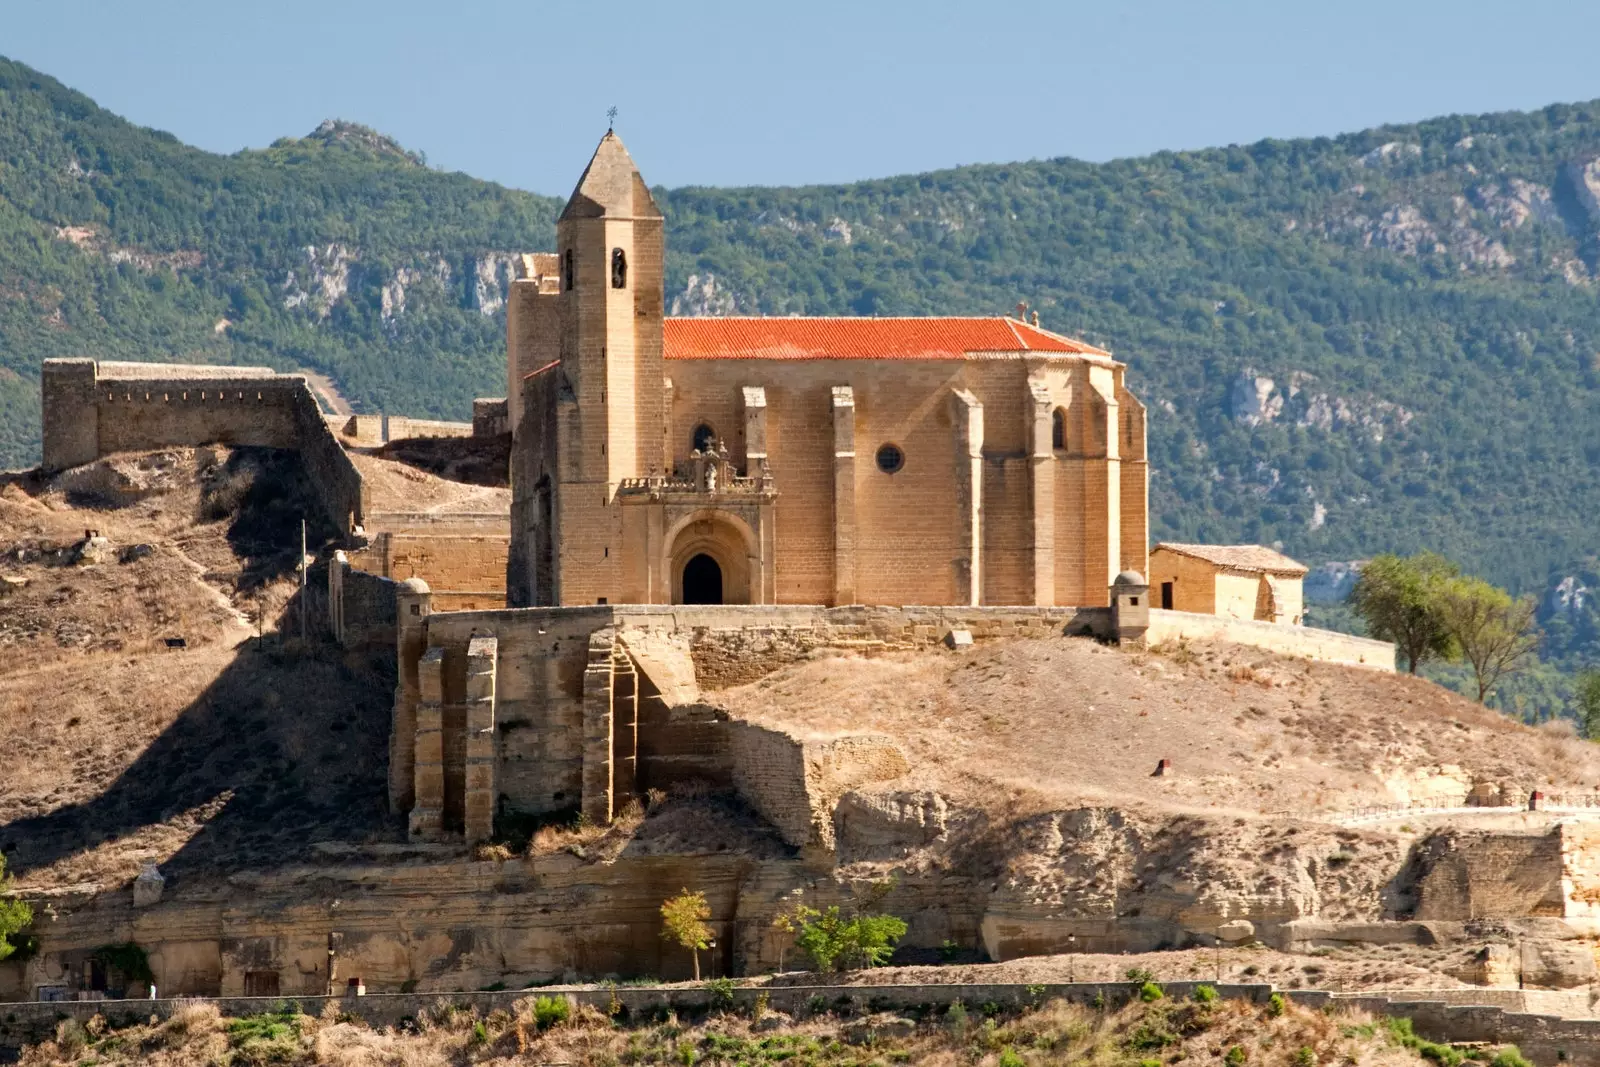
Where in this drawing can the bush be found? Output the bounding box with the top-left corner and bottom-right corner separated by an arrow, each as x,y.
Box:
1491,1047 -> 1534,1067
1294,1047 -> 1317,1067
1125,967 -> 1156,983
1267,993 -> 1286,1017
793,905 -> 908,971
1193,984 -> 1219,1003
1225,1046 -> 1248,1066
704,976 -> 736,1011
1140,981 -> 1165,1002
945,1000 -> 969,1036
999,1049 -> 1027,1067
532,995 -> 570,1030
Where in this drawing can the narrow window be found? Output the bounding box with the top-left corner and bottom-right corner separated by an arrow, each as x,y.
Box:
611,247 -> 627,288
1051,407 -> 1066,450
692,423 -> 716,453
563,248 -> 574,291
875,443 -> 905,474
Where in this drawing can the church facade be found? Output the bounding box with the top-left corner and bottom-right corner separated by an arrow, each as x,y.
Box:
507,133 -> 1148,608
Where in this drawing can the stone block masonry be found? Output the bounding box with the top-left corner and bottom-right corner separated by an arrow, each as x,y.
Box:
40,358 -> 369,535
1145,608 -> 1394,671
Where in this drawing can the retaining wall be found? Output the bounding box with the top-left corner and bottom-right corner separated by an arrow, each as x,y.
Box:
1145,608 -> 1395,670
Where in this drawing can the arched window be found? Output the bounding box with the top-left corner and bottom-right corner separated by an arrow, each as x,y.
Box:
692,423 -> 717,453
611,247 -> 627,289
1051,407 -> 1066,451
563,249 -> 574,291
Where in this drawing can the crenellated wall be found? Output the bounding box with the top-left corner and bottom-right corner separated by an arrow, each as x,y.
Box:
40,359 -> 369,534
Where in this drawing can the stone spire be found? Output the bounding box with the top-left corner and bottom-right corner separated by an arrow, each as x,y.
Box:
560,131 -> 662,221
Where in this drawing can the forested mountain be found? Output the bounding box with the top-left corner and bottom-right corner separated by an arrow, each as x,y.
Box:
4,55 -> 1600,675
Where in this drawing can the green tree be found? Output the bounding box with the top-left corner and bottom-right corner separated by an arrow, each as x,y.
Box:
660,888 -> 713,981
792,905 -> 908,971
1577,669 -> 1600,739
1437,577 -> 1540,704
0,854 -> 32,962
1347,553 -> 1460,674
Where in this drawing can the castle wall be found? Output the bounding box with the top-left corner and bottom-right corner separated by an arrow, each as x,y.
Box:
40,359 -> 369,534
1411,829 -> 1566,920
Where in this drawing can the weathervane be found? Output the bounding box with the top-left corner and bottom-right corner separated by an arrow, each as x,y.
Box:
607,106 -> 618,131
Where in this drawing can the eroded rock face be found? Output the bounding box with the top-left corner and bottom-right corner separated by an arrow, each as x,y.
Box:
1521,939 -> 1596,989
834,788 -> 949,861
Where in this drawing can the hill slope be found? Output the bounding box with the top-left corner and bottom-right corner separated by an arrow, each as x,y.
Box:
5,56 -> 1600,618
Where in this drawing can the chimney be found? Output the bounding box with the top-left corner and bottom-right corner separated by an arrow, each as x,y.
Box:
1015,301 -> 1028,320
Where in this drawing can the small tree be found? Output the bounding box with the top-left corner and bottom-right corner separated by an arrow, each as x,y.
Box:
660,889 -> 713,980
1347,552 -> 1459,674
770,889 -> 805,972
1436,576 -> 1540,704
0,855 -> 32,962
1577,669 -> 1600,740
793,905 -> 908,971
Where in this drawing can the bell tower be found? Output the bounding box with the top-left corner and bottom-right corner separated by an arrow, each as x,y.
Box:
558,131 -> 666,494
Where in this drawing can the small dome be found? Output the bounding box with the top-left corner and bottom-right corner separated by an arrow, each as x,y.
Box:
1113,570 -> 1147,587
399,577 -> 431,594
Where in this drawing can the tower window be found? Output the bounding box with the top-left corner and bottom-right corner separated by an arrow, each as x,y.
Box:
875,443 -> 905,474
563,249 -> 574,291
692,423 -> 716,453
1051,407 -> 1066,451
611,247 -> 627,289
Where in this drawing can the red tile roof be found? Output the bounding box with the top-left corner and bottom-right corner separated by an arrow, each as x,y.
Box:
662,317 -> 1110,362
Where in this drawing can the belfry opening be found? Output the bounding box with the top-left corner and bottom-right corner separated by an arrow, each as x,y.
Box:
681,553 -> 723,604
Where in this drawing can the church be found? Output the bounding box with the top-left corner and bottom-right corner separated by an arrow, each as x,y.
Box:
506,132 -> 1149,608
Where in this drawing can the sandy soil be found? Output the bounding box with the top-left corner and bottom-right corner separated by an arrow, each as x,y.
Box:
715,636 -> 1600,820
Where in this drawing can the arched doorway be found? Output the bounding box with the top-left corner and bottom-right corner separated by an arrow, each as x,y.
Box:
681,553 -> 723,604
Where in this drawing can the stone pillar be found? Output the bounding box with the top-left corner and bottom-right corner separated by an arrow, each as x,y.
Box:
463,635 -> 498,843
581,627 -> 616,825
41,358 -> 100,472
389,578 -> 431,815
408,646 -> 446,840
327,551 -> 347,645
831,386 -> 857,606
950,388 -> 984,606
1027,378 -> 1055,606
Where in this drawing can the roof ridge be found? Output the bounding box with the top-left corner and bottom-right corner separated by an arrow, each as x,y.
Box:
1002,317 -> 1030,350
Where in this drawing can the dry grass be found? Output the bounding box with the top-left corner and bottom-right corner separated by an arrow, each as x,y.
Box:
14,991 -> 1471,1066
0,449 -> 396,890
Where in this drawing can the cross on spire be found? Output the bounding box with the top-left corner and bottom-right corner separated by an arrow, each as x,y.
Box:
607,106 -> 618,131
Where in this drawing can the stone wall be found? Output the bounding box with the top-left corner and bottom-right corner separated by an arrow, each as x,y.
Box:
729,724 -> 909,850
348,528 -> 509,611
1410,829 -> 1566,920
1145,609 -> 1395,670
472,398 -> 509,437
39,359 -> 369,534
385,416 -> 473,441
327,552 -> 400,652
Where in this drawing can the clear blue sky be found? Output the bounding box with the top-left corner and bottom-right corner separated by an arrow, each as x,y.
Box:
6,0 -> 1600,196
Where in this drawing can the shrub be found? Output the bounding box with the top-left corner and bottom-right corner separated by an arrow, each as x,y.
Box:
1125,967 -> 1156,984
1294,1047 -> 1317,1067
998,1048 -> 1027,1067
532,995 -> 570,1030
704,977 -> 736,1012
1267,993 -> 1286,1017
1194,984 -> 1219,1004
793,905 -> 908,971
1225,1046 -> 1248,1066
1139,981 -> 1164,1002
1491,1047 -> 1534,1067
946,1000 -> 969,1036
